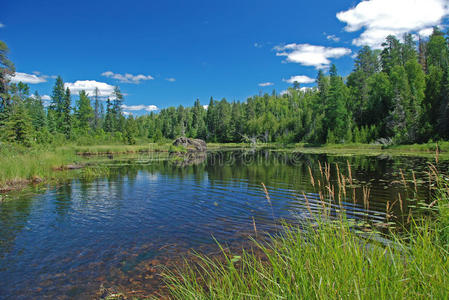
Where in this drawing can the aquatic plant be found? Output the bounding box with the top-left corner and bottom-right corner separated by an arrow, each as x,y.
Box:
161,163 -> 449,299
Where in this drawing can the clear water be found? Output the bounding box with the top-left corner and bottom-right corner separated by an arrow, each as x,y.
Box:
0,149 -> 441,299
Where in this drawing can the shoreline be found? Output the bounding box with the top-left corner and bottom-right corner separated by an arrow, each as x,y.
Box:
1,141 -> 446,194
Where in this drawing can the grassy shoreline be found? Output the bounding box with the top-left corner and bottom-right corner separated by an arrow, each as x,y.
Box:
1,141 -> 449,193
0,143 -> 172,193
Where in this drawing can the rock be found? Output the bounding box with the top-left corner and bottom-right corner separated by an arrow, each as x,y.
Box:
172,137 -> 207,152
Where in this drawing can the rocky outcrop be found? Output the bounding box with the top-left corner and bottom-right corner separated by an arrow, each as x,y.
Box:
173,137 -> 207,152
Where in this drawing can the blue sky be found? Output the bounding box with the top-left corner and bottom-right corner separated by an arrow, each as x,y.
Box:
2,0 -> 449,114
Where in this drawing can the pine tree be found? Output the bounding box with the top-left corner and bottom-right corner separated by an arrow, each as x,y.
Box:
93,87 -> 102,131
325,65 -> 350,143
75,90 -> 94,134
0,40 -> 15,127
3,98 -> 33,146
61,88 -> 72,138
103,98 -> 114,133
26,91 -> 46,131
112,86 -> 124,132
50,76 -> 65,132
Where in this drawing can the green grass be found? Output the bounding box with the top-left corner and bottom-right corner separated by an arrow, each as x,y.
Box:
162,166 -> 449,299
207,141 -> 449,159
385,141 -> 449,153
63,143 -> 171,155
0,144 -> 80,189
169,145 -> 188,153
0,142 -> 174,191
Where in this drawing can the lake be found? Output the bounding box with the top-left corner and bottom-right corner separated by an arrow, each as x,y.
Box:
0,149 -> 441,299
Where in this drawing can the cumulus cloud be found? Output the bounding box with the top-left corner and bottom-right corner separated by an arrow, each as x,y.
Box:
30,93 -> 51,100
9,72 -> 47,84
419,27 -> 435,37
166,77 -> 176,82
337,0 -> 449,48
274,43 -> 351,69
0,23 -> 4,28
102,71 -> 154,84
203,105 -> 209,110
280,86 -> 314,96
32,71 -> 57,80
326,34 -> 340,42
65,80 -> 115,97
258,82 -> 274,87
283,75 -> 315,84
121,104 -> 159,112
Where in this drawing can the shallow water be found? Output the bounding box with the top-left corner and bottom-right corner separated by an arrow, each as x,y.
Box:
0,149 -> 443,298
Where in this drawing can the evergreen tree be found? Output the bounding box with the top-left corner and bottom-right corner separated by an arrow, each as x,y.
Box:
75,90 -> 94,134
325,65 -> 350,143
112,86 -> 124,132
26,91 -> 46,131
3,97 -> 33,145
103,98 -> 114,133
93,87 -> 102,131
61,88 -> 72,138
49,76 -> 65,133
0,40 -> 15,126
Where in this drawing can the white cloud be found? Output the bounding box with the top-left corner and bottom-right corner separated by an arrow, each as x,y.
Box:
258,82 -> 274,87
280,87 -> 314,96
123,111 -> 133,116
326,34 -> 340,42
166,77 -> 176,82
283,75 -> 315,84
254,42 -> 263,48
337,0 -> 449,48
121,104 -> 159,112
102,71 -> 154,84
30,93 -> 50,100
31,71 -> 57,80
64,80 -> 115,97
419,27 -> 435,37
203,105 -> 209,110
280,90 -> 290,96
274,43 -> 351,69
300,87 -> 314,92
0,23 -> 4,28
9,72 -> 47,84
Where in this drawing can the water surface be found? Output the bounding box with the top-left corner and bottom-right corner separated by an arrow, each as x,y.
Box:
0,149 -> 442,298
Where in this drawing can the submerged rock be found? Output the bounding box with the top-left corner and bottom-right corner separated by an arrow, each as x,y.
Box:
172,137 -> 207,152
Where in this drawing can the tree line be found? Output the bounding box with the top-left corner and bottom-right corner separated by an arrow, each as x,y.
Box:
1,27 -> 449,146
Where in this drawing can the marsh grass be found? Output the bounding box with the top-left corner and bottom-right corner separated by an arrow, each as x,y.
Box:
0,144 -> 79,189
162,162 -> 449,299
0,143 -> 172,191
66,143 -> 171,155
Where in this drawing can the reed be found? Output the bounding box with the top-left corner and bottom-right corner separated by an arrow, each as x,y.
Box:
0,145 -> 79,190
162,163 -> 449,299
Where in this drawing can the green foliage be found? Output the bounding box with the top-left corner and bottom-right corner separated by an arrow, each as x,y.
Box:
2,28 -> 449,147
164,217 -> 449,299
168,144 -> 187,153
3,99 -> 33,146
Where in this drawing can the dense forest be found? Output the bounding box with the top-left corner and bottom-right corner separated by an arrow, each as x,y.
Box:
1,27 -> 449,146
